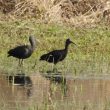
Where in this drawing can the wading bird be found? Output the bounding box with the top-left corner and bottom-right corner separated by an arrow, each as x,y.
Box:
39,38 -> 76,71
8,36 -> 36,66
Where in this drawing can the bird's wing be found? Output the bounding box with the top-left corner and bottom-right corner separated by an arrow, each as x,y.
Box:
49,50 -> 63,61
8,45 -> 28,56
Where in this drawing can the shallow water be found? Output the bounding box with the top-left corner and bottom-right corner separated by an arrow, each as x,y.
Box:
1,73 -> 110,110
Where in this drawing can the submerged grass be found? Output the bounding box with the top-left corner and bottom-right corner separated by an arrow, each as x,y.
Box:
0,19 -> 110,76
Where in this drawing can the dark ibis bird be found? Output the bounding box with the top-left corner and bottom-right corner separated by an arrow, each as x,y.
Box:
39,38 -> 76,71
8,36 -> 36,66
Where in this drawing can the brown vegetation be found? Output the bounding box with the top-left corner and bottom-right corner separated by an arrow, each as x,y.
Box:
0,0 -> 110,26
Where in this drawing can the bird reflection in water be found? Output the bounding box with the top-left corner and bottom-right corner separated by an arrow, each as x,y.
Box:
8,73 -> 32,86
7,73 -> 33,97
42,73 -> 68,97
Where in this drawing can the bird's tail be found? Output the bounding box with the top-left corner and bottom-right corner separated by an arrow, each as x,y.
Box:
39,54 -> 47,61
7,50 -> 12,57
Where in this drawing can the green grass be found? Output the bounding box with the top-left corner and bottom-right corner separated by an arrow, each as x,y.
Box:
0,19 -> 110,76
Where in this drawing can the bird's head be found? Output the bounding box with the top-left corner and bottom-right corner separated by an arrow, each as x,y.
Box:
66,38 -> 77,46
29,35 -> 35,43
29,35 -> 40,43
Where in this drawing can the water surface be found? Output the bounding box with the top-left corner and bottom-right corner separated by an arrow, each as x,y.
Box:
0,74 -> 110,110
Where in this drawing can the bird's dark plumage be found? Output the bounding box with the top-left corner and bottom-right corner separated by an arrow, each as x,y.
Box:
8,36 -> 36,65
40,38 -> 76,64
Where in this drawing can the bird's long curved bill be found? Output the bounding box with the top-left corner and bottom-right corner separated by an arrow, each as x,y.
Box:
72,41 -> 77,45
72,41 -> 76,45
71,41 -> 78,48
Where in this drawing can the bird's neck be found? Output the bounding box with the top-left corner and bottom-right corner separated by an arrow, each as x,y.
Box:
64,43 -> 69,51
30,41 -> 36,50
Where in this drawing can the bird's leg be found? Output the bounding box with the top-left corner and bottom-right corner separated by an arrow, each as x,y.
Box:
17,59 -> 24,74
51,63 -> 54,73
17,59 -> 22,72
53,64 -> 58,73
19,59 -> 21,66
21,59 -> 24,66
52,57 -> 58,73
51,57 -> 55,73
18,59 -> 23,67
